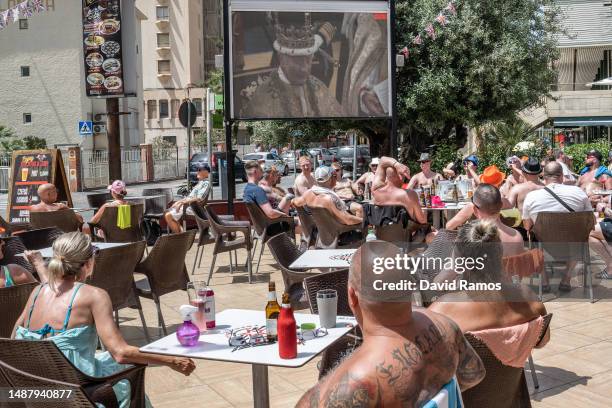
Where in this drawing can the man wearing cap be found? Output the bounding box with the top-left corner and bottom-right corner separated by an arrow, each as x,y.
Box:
407,153 -> 441,190
293,166 -> 363,224
371,156 -> 427,224
578,150 -> 612,192
293,155 -> 316,197
164,164 -> 211,233
460,155 -> 480,185
507,157 -> 544,214
355,157 -> 380,198
240,12 -> 344,118
499,156 -> 523,197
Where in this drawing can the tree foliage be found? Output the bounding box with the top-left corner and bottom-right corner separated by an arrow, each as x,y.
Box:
396,0 -> 561,159
0,125 -> 46,151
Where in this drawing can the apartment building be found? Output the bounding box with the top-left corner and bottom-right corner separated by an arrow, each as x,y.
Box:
521,0 -> 612,142
137,0 -> 222,148
0,0 -> 145,149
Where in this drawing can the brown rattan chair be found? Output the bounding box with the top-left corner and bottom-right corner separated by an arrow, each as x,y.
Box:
303,269 -> 359,378
86,192 -> 112,212
0,282 -> 38,338
309,206 -> 365,249
0,214 -> 29,235
266,233 -> 318,310
0,359 -> 98,407
0,338 -> 147,408
88,204 -> 145,243
189,203 -> 215,275
295,205 -> 317,250
13,227 -> 64,251
532,212 -> 595,301
29,209 -> 83,233
87,241 -> 150,342
1,237 -> 35,274
134,231 -> 196,336
245,202 -> 295,275
203,205 -> 253,285
462,313 -> 553,408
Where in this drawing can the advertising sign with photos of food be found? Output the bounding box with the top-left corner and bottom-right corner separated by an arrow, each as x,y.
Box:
82,0 -> 125,97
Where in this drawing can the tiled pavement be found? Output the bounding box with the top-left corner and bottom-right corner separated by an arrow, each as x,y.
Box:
116,242 -> 612,407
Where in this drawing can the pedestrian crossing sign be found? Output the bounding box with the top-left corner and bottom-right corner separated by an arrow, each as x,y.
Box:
79,121 -> 93,136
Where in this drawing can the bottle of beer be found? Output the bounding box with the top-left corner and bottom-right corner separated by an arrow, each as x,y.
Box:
278,292 -> 297,359
265,282 -> 281,342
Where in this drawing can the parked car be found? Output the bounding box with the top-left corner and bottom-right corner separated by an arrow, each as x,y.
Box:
243,152 -> 289,176
281,151 -> 297,172
335,145 -> 371,175
308,148 -> 335,166
188,152 -> 247,185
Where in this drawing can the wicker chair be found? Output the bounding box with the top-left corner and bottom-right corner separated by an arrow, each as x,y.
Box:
203,205 -> 253,285
189,203 -> 216,275
303,269 -> 360,378
29,209 -> 83,233
245,202 -> 295,275
0,282 -> 38,338
266,233 -> 318,310
295,206 -> 317,250
134,231 -> 196,336
462,313 -> 553,408
532,212 -> 594,301
86,192 -> 112,212
0,359 -> 98,407
309,207 -> 365,249
0,339 -> 147,408
87,241 -> 150,342
13,227 -> 63,251
0,214 -> 29,235
1,237 -> 34,274
88,204 -> 145,243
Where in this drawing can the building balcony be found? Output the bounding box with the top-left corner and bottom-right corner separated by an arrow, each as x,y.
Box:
157,72 -> 172,80
156,46 -> 171,54
155,18 -> 169,28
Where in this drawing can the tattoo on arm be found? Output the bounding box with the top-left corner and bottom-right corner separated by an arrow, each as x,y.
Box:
322,372 -> 380,408
448,320 -> 485,391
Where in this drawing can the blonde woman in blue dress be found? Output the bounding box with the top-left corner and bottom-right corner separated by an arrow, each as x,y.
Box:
12,232 -> 196,407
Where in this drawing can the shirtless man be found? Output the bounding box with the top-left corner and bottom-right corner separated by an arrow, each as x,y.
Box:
499,156 -> 523,197
371,156 -> 426,224
331,162 -> 357,201
293,166 -> 362,225
297,241 -> 485,407
407,153 -> 442,189
507,157 -> 544,213
355,158 -> 379,197
578,150 -> 612,191
29,183 -> 85,229
293,156 -> 316,197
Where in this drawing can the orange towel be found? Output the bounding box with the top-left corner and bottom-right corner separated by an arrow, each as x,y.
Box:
468,316 -> 544,368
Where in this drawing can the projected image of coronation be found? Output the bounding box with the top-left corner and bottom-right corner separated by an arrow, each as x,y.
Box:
230,10 -> 391,119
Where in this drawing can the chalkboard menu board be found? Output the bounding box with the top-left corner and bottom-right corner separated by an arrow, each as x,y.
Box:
7,150 -> 73,224
82,0 -> 125,97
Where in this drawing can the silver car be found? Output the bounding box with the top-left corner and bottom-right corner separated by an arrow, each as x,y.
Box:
243,152 -> 289,176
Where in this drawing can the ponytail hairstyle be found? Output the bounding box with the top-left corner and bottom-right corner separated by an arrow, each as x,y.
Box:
47,232 -> 95,291
454,220 -> 503,283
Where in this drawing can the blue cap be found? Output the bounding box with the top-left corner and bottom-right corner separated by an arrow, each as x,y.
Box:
464,155 -> 479,167
196,163 -> 210,172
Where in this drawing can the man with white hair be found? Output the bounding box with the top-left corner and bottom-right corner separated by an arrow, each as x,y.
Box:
355,157 -> 380,198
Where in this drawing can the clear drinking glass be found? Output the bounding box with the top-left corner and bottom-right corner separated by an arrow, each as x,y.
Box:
186,281 -> 207,332
316,289 -> 338,329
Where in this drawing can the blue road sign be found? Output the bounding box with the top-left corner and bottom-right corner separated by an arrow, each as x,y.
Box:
79,121 -> 93,136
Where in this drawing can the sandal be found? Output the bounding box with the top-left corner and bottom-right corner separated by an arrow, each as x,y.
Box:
558,282 -> 572,292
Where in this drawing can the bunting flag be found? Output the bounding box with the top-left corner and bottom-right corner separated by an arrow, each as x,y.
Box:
398,1 -> 458,62
0,0 -> 47,32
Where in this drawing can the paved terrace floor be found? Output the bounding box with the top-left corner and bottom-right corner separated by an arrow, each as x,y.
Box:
112,242 -> 612,407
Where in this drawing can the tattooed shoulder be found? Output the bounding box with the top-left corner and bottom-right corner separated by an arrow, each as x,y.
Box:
321,371 -> 381,408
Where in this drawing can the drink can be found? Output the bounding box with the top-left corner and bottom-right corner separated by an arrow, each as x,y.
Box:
203,288 -> 215,328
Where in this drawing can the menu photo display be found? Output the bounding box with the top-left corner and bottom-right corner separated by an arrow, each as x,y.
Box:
9,153 -> 52,223
82,0 -> 124,97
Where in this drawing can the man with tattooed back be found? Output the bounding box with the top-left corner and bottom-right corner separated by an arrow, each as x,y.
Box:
297,241 -> 485,407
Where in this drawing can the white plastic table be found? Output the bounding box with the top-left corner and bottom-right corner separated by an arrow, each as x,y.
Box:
140,309 -> 356,408
422,201 -> 469,229
289,249 -> 357,269
35,242 -> 129,258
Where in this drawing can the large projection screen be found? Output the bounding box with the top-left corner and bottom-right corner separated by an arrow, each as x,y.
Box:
229,0 -> 392,120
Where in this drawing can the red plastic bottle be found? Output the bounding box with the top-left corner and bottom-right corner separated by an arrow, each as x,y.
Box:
277,292 -> 297,359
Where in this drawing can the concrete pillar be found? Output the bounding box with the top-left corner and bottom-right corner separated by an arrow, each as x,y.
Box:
141,144 -> 154,182
67,147 -> 82,192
